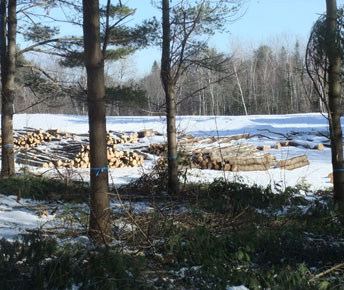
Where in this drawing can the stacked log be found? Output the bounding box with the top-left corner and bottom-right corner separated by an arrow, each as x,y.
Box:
147,143 -> 168,156
230,154 -> 277,172
281,141 -> 324,151
137,129 -> 153,138
107,133 -> 138,144
192,143 -> 276,171
70,145 -> 144,168
205,144 -> 258,161
46,129 -> 68,137
16,147 -> 72,168
12,129 -> 313,173
13,130 -> 54,148
0,128 -> 76,149
15,137 -> 144,169
278,154 -> 309,170
192,150 -> 277,172
150,142 -> 278,172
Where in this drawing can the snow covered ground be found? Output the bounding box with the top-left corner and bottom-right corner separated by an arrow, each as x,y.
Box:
13,113 -> 334,190
0,113 -> 336,239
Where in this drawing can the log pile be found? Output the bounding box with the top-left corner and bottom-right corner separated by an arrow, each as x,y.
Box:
0,128 -> 76,149
46,129 -> 72,138
150,142 -> 278,172
12,130 -> 54,148
278,154 -> 309,170
192,145 -> 277,172
11,128 -> 314,173
16,146 -> 72,168
282,141 -> 324,151
144,137 -> 315,172
43,145 -> 144,169
107,132 -> 138,144
13,132 -> 144,169
147,143 -> 168,156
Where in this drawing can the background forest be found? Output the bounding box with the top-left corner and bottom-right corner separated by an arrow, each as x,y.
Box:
15,40 -> 322,116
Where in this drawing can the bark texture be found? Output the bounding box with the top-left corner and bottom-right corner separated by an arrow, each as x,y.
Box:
1,0 -> 16,177
326,0 -> 344,204
83,0 -> 111,243
161,0 -> 179,194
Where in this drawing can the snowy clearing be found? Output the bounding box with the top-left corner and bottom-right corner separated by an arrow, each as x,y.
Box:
12,113 -> 333,190
0,112 -> 336,240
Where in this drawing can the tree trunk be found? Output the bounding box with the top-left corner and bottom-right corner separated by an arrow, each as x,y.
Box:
83,0 -> 111,243
161,0 -> 179,194
233,62 -> 248,115
1,0 -> 16,177
326,0 -> 344,204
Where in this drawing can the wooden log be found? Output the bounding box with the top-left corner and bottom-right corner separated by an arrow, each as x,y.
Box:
16,158 -> 46,167
47,129 -> 60,135
279,154 -> 308,168
208,145 -> 258,162
313,144 -> 324,151
214,163 -> 221,170
257,145 -> 271,151
223,163 -> 231,171
231,163 -> 272,172
227,133 -> 250,141
281,160 -> 310,170
328,172 -> 333,184
55,160 -> 63,167
227,154 -> 276,166
130,159 -> 138,167
283,140 -> 324,151
138,129 -> 153,138
272,142 -> 282,150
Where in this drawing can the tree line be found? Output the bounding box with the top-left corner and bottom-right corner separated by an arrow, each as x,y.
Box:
141,41 -> 324,116
9,39 -> 326,117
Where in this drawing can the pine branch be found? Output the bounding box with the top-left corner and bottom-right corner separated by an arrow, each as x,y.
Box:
17,37 -> 82,57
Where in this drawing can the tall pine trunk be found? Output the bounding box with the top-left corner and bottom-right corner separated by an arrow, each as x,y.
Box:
161,0 -> 179,194
1,0 -> 16,177
326,0 -> 344,204
83,0 -> 111,243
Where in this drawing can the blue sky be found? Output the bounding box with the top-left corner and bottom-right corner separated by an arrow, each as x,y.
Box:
23,0 -> 344,77
132,0 -> 339,76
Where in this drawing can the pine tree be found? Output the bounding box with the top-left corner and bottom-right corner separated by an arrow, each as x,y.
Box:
160,0 -> 244,194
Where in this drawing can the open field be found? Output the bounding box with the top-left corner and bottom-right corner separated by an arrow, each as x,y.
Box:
9,113 -> 333,190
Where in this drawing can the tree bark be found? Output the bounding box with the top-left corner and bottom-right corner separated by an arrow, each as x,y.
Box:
83,0 -> 111,243
233,62 -> 248,115
1,0 -> 16,177
161,0 -> 179,194
326,0 -> 344,204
